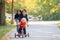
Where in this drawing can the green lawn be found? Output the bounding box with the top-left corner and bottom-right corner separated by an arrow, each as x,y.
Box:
0,24 -> 15,40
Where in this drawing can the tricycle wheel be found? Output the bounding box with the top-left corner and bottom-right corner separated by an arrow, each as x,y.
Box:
22,35 -> 24,38
15,33 -> 16,38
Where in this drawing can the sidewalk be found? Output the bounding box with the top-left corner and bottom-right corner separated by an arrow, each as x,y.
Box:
28,21 -> 60,25
1,21 -> 60,40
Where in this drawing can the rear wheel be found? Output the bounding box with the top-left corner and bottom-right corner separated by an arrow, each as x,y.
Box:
15,33 -> 16,38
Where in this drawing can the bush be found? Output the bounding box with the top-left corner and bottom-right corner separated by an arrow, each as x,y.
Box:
5,18 -> 11,24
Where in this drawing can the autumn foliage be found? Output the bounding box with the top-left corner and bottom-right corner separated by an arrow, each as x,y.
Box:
5,0 -> 16,3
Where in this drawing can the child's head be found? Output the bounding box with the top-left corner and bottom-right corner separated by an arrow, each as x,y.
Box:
21,18 -> 26,22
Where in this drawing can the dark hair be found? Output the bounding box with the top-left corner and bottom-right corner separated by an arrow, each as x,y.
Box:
22,9 -> 27,12
17,9 -> 22,13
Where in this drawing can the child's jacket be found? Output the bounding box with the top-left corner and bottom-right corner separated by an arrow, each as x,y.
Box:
19,21 -> 26,29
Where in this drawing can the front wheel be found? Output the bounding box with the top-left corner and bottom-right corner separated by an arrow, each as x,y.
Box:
22,35 -> 24,38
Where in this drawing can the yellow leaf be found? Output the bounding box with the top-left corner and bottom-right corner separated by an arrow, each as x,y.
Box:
50,8 -> 55,14
43,0 -> 46,5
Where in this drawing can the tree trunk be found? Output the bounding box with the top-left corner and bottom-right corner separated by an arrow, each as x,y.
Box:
0,0 -> 6,25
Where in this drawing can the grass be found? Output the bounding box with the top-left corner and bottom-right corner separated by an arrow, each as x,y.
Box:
0,24 -> 15,40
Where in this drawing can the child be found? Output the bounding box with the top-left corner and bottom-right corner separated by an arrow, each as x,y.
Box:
17,18 -> 27,36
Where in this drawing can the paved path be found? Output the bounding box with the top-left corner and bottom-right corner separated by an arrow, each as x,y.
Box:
8,21 -> 60,40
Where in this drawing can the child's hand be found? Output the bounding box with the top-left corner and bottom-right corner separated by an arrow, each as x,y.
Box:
27,24 -> 29,27
26,22 -> 29,27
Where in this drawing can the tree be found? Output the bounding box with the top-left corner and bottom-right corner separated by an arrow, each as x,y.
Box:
5,0 -> 60,21
0,0 -> 5,25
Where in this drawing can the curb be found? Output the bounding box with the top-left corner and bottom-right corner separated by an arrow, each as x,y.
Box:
1,30 -> 12,40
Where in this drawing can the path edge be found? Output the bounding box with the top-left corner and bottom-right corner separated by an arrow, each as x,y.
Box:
1,29 -> 13,40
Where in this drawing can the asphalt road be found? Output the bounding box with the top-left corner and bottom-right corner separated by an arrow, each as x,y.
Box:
8,21 -> 60,40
